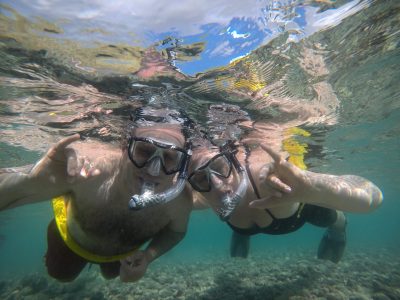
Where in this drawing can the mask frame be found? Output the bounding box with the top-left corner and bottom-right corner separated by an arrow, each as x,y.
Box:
128,136 -> 189,175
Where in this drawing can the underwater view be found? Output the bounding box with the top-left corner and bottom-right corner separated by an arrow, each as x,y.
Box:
0,0 -> 399,299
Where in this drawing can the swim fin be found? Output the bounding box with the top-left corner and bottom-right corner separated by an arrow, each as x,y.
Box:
317,226 -> 346,263
230,231 -> 250,258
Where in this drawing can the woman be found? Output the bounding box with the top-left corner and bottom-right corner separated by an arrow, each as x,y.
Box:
188,139 -> 383,262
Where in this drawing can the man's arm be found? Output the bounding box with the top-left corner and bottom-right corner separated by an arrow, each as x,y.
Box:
120,190 -> 192,282
144,225 -> 187,263
0,165 -> 42,210
119,225 -> 187,283
0,135 -> 79,210
147,187 -> 192,261
0,134 -> 103,211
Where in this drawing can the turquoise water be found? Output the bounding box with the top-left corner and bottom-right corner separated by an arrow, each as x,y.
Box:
0,0 -> 399,299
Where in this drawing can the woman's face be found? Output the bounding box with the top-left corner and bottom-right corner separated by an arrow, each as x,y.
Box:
189,147 -> 239,206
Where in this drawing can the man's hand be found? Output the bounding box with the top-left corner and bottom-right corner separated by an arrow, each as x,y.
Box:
30,134 -> 100,184
119,250 -> 150,282
0,134 -> 103,210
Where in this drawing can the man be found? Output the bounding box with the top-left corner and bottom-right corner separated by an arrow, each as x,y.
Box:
0,114 -> 193,282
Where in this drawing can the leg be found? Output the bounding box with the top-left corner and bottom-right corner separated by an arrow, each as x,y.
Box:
317,211 -> 347,263
99,261 -> 120,279
230,231 -> 251,258
304,205 -> 347,263
45,219 -> 87,282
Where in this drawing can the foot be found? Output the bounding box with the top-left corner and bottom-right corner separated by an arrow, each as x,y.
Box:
317,227 -> 346,263
230,231 -> 250,258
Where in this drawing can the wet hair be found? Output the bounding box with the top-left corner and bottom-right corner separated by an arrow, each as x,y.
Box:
125,107 -> 196,144
203,103 -> 251,148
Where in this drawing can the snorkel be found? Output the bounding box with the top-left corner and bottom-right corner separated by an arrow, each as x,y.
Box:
126,107 -> 194,210
217,142 -> 249,221
128,141 -> 192,210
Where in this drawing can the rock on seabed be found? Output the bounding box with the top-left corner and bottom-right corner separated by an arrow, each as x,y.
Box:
1,249 -> 399,300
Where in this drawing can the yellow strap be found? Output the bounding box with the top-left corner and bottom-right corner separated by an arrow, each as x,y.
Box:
283,127 -> 310,216
52,195 -> 138,263
283,127 -> 310,170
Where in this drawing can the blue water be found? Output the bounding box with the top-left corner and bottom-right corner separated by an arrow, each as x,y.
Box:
0,0 -> 399,299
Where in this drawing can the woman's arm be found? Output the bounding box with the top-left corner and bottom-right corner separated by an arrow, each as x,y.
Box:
249,145 -> 383,213
301,173 -> 382,212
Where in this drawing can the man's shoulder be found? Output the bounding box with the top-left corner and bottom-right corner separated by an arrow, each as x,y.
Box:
168,186 -> 193,212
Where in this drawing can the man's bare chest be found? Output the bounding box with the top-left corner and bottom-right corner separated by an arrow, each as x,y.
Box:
67,194 -> 171,252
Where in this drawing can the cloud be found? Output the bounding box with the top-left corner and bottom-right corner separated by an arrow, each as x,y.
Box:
303,0 -> 371,37
16,0 -> 262,36
210,40 -> 235,57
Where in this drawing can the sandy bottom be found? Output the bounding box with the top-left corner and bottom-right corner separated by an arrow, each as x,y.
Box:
1,249 -> 399,300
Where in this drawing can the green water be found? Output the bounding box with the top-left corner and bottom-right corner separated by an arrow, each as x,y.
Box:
0,0 -> 399,298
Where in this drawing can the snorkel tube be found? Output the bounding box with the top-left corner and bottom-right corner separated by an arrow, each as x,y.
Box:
217,144 -> 249,221
129,144 -> 192,210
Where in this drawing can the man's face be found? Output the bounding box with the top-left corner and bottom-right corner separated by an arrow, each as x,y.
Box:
129,126 -> 186,192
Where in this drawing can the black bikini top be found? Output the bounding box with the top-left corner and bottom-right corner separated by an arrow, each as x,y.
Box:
226,146 -> 306,235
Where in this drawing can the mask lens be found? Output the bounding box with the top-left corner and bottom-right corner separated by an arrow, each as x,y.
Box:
189,169 -> 211,192
130,140 -> 158,167
209,155 -> 231,178
162,149 -> 183,173
189,153 -> 232,192
129,138 -> 186,174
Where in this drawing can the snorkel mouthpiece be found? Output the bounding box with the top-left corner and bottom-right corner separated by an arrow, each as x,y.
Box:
129,147 -> 192,210
218,171 -> 248,221
129,177 -> 187,210
129,182 -> 155,210
217,143 -> 249,221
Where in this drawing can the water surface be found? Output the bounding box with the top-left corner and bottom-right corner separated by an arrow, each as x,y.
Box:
0,1 -> 399,299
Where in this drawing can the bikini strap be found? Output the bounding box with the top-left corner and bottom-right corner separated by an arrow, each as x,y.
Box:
244,145 -> 278,220
244,146 -> 261,199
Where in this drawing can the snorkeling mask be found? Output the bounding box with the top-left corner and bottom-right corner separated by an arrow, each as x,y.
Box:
188,141 -> 248,221
128,137 -> 192,210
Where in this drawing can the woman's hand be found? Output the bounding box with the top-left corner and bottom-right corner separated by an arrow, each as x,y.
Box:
119,250 -> 150,282
249,144 -> 310,209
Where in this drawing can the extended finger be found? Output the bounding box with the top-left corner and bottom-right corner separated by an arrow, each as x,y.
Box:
49,134 -> 81,161
54,134 -> 81,151
266,175 -> 292,193
260,144 -> 281,163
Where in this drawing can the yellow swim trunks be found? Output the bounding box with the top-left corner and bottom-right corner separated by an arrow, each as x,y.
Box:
52,195 -> 139,263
